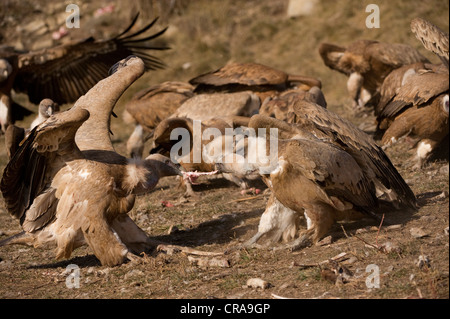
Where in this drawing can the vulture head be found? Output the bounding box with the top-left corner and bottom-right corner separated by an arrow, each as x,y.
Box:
0,58 -> 12,83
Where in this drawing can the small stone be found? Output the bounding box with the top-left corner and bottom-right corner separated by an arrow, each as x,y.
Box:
410,227 -> 428,238
245,278 -> 272,290
416,255 -> 431,269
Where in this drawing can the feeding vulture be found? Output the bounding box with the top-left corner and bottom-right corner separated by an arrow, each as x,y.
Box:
189,62 -> 322,104
318,39 -> 429,109
124,81 -> 194,158
0,57 -> 184,267
259,86 -> 327,122
150,115 -> 253,196
376,18 -> 449,167
0,13 -> 169,133
212,102 -> 417,249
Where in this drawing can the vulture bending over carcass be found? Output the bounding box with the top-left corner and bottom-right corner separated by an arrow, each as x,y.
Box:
212,101 -> 417,250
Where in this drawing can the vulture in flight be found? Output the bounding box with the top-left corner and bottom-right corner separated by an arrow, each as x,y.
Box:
189,62 -> 322,104
376,18 -> 449,167
0,56 -> 184,267
318,39 -> 429,109
0,13 -> 169,133
212,101 -> 416,249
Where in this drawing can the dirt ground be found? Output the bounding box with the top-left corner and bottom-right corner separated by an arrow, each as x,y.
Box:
0,0 -> 448,300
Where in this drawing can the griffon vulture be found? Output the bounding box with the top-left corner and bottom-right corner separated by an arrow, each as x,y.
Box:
0,57 -> 184,267
318,40 -> 429,109
124,81 -> 194,158
189,62 -> 322,104
150,115 -> 253,196
4,98 -> 60,159
377,18 -> 449,167
0,13 -> 168,133
213,106 -> 416,249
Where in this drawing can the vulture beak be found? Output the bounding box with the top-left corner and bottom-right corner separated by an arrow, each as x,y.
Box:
109,55 -> 138,75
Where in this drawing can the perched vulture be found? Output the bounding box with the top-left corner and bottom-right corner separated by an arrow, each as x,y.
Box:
0,57 -> 183,267
4,98 -> 60,159
377,18 -> 449,167
189,62 -> 322,104
171,91 -> 261,121
124,81 -> 194,158
30,98 -> 60,129
259,86 -> 327,122
150,116 -> 252,196
318,40 -> 429,109
0,13 -> 168,133
212,107 -> 416,249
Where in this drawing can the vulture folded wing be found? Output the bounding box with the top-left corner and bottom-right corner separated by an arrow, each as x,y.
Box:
281,139 -> 378,210
189,62 -> 288,87
0,107 -> 89,225
13,14 -> 168,105
291,101 -> 417,209
411,17 -> 449,69
380,71 -> 449,119
365,42 -> 429,67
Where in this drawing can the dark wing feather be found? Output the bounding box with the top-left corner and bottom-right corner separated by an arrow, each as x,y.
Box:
291,101 -> 417,210
0,108 -> 89,225
13,15 -> 168,105
380,71 -> 449,119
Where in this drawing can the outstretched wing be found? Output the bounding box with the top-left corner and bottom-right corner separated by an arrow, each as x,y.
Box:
0,107 -> 89,224
13,14 -> 168,105
411,17 -> 449,69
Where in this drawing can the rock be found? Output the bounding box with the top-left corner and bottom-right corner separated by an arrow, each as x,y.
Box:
188,256 -> 230,268
380,241 -> 402,254
245,278 -> 272,290
410,227 -> 428,238
444,227 -> 449,236
124,269 -> 144,280
287,0 -> 319,18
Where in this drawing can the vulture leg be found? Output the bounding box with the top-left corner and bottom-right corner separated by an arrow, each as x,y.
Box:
347,72 -> 364,109
110,215 -> 152,254
287,205 -> 335,251
413,138 -> 437,169
126,124 -> 145,158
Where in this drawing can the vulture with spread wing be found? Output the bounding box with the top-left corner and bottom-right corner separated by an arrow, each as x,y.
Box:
0,13 -> 168,133
0,57 -> 183,267
318,39 -> 429,109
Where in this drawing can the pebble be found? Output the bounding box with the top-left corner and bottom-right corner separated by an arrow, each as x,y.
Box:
245,278 -> 272,290
410,227 -> 428,238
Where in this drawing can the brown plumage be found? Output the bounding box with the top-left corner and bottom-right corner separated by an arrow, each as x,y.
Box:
124,81 -> 194,158
4,98 -> 60,160
189,62 -> 322,104
319,40 -> 429,108
259,86 -> 327,122
411,17 -> 449,68
151,116 -> 252,196
171,91 -> 261,121
377,18 -> 449,167
213,110 -> 416,249
0,13 -> 168,132
0,57 -> 183,267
